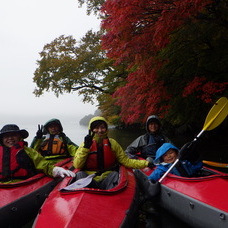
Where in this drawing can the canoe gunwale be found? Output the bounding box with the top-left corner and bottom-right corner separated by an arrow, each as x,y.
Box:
0,157 -> 72,188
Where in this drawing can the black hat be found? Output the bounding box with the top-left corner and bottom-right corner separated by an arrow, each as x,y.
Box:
0,124 -> 29,139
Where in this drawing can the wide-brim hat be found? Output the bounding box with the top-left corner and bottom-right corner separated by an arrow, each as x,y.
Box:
0,124 -> 29,139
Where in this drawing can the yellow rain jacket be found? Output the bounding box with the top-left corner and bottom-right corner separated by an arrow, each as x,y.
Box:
73,116 -> 149,181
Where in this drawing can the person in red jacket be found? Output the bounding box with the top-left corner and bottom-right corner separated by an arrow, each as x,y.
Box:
0,124 -> 75,183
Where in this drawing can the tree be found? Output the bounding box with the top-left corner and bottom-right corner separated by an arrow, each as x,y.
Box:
101,0 -> 227,126
156,0 -> 228,124
77,0 -> 105,16
33,30 -> 127,104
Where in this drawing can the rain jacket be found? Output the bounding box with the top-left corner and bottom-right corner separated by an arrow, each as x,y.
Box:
125,115 -> 171,159
0,141 -> 55,183
148,143 -> 203,182
31,118 -> 78,164
74,116 -> 149,182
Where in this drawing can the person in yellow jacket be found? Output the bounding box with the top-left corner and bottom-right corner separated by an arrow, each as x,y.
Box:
31,118 -> 78,164
73,116 -> 152,190
0,124 -> 75,183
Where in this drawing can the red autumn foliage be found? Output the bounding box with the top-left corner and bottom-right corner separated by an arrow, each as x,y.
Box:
113,59 -> 171,124
101,0 -> 216,124
183,77 -> 228,103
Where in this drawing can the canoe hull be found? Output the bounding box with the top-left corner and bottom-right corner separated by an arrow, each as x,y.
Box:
0,178 -> 58,227
0,158 -> 72,227
33,166 -> 140,228
134,167 -> 228,228
160,184 -> 227,228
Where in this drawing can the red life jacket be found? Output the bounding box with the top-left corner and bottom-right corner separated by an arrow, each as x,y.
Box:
0,141 -> 35,181
85,138 -> 117,171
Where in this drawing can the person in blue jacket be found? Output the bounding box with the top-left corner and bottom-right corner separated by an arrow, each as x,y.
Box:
148,143 -> 203,182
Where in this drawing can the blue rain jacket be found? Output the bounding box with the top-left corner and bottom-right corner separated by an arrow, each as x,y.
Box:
148,143 -> 203,182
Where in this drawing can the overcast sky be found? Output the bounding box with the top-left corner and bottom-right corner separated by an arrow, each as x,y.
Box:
0,0 -> 100,125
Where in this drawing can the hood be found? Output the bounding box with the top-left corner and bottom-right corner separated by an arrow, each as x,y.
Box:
154,143 -> 179,165
146,115 -> 161,132
88,116 -> 108,141
88,116 -> 108,130
44,118 -> 63,133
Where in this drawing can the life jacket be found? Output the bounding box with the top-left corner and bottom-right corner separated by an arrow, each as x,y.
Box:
40,134 -> 68,156
85,138 -> 117,171
0,141 -> 36,181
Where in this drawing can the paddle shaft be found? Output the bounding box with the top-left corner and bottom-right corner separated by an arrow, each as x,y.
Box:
158,97 -> 228,183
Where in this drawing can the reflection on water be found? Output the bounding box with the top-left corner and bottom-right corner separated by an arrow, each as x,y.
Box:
108,127 -> 145,150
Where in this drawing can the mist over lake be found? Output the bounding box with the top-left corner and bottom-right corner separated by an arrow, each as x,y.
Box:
0,114 -> 89,146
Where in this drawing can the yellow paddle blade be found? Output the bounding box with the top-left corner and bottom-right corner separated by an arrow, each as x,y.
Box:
203,97 -> 228,131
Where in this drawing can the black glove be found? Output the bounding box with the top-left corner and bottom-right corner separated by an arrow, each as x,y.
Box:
84,131 -> 93,148
36,124 -> 44,139
148,162 -> 155,169
179,141 -> 201,163
146,157 -> 155,168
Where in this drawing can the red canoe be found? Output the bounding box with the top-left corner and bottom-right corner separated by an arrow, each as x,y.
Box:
0,158 -> 73,227
134,166 -> 228,228
33,166 -> 140,228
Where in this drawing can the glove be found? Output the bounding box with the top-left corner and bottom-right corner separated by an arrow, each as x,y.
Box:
36,124 -> 44,139
52,167 -> 75,178
84,130 -> 94,148
146,157 -> 155,168
179,141 -> 201,163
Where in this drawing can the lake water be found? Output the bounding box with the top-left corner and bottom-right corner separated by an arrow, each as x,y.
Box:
0,115 -> 144,149
0,115 -> 90,147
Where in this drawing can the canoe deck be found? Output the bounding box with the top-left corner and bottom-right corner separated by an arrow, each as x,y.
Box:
33,166 -> 140,228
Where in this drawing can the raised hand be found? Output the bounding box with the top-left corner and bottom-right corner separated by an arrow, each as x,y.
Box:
36,124 -> 44,139
83,130 -> 94,148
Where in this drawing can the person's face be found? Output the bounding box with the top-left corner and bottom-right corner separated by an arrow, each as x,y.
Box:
48,123 -> 60,135
2,132 -> 21,147
148,121 -> 159,133
92,123 -> 107,137
162,149 -> 178,164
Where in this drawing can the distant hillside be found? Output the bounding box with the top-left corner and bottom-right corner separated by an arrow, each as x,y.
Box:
79,109 -> 101,126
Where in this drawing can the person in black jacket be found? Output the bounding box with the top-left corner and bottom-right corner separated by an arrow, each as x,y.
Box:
125,115 -> 171,160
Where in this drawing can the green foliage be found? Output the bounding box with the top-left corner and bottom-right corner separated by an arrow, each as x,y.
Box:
77,0 -> 105,16
97,93 -> 121,124
33,30 -> 127,105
